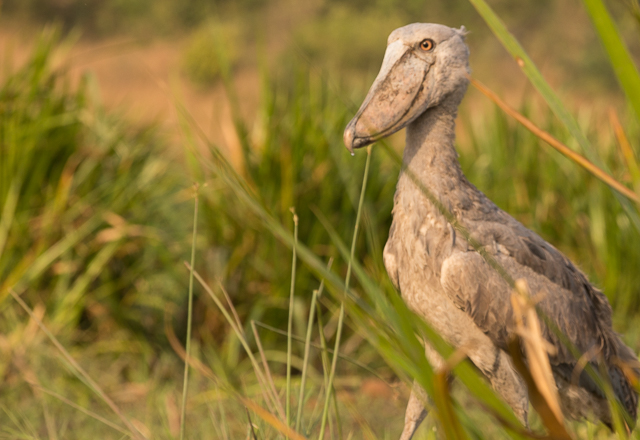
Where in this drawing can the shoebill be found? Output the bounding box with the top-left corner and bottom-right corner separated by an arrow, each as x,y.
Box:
343,23 -> 639,439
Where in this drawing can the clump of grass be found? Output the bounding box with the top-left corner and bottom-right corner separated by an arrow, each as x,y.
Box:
181,18 -> 246,87
0,28 -> 191,361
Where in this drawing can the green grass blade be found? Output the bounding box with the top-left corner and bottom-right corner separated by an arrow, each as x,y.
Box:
286,209 -> 299,433
180,188 -> 199,440
582,0 -> 640,121
294,287 -> 319,432
0,180 -> 19,260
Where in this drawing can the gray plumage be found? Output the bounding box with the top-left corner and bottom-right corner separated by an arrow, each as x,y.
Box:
343,23 -> 639,439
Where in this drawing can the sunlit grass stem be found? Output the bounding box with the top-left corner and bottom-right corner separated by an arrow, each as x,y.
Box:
318,145 -> 372,440
180,186 -> 199,440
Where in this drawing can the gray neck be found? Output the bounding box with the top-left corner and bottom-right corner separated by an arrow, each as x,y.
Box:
399,94 -> 465,196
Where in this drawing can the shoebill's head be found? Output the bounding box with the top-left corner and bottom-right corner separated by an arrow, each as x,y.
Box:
344,23 -> 470,153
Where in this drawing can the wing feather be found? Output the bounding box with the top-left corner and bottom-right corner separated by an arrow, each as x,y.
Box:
440,205 -> 638,420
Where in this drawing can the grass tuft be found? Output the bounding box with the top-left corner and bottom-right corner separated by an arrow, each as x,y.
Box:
9,289 -> 146,440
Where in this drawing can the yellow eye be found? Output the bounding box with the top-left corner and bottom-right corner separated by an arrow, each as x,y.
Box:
420,39 -> 434,51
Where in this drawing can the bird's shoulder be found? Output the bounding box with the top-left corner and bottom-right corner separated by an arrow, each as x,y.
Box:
472,207 -> 588,293
456,197 -> 616,350
453,184 -> 592,294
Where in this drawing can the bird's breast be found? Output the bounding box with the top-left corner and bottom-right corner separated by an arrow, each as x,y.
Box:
384,190 -> 459,297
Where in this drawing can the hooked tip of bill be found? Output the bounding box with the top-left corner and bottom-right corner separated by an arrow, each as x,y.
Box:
343,123 -> 357,155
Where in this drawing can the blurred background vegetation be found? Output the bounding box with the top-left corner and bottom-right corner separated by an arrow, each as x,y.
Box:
1,0 -> 640,438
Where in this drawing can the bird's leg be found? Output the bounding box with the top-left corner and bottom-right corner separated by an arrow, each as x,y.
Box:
399,343 -> 445,440
399,381 -> 429,440
399,340 -> 528,440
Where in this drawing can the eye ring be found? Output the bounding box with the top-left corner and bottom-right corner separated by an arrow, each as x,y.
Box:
420,39 -> 435,51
